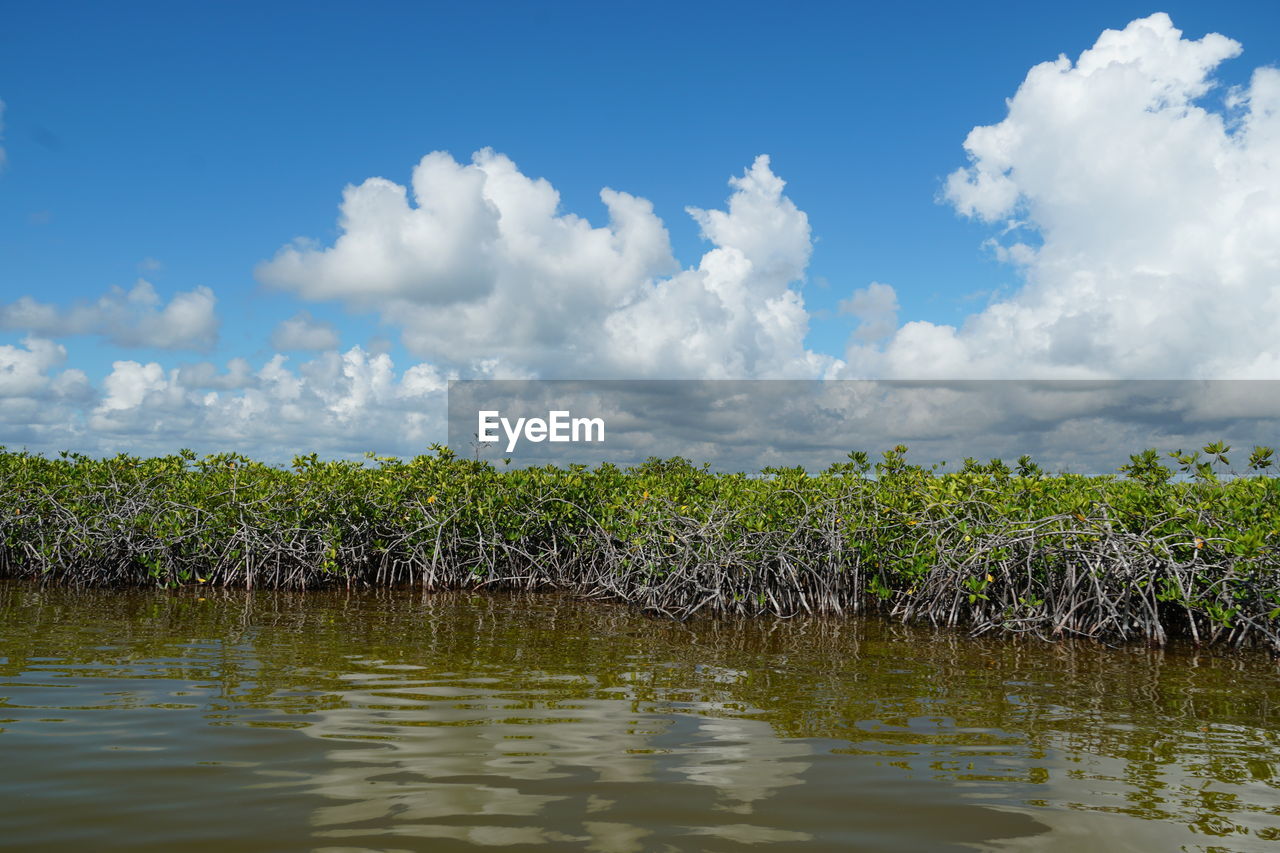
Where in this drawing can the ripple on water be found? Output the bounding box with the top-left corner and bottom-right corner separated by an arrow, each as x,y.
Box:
0,582 -> 1278,852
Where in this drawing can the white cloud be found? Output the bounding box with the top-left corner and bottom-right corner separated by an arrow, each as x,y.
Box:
0,280 -> 219,351
0,337 -> 65,397
100,361 -> 170,411
175,358 -> 255,391
0,338 -> 95,449
259,150 -> 836,379
0,334 -> 447,458
839,282 -> 899,342
270,312 -> 341,351
45,347 -> 453,458
847,13 -> 1280,379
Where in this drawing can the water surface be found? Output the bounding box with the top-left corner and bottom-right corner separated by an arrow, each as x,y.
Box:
1,582 -> 1278,851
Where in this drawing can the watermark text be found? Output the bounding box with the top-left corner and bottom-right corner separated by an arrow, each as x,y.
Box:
477,410 -> 605,452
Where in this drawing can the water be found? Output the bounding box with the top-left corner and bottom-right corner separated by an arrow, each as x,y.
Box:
1,581 -> 1278,851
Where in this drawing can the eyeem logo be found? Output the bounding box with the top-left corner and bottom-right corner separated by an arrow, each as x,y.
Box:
477,410 -> 605,452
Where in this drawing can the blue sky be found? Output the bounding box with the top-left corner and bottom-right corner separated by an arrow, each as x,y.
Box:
2,2 -> 1280,456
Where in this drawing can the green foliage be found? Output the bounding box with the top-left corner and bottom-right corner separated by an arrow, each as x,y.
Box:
0,442 -> 1277,651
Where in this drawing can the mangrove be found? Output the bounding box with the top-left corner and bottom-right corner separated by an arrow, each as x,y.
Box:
1,443 -> 1278,652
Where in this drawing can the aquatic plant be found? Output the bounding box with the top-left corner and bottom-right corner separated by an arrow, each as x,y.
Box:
1,444 -> 1277,650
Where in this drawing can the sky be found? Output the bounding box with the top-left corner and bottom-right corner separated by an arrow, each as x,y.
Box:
2,1 -> 1280,459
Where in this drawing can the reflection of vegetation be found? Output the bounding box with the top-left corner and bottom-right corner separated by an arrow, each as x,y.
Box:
2,443 -> 1279,648
2,584 -> 1278,844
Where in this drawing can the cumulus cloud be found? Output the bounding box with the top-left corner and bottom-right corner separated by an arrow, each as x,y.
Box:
0,337 -> 93,449
64,347 -> 447,458
0,280 -> 219,351
0,337 -> 66,397
100,361 -> 171,412
847,13 -> 1280,379
259,150 -> 836,379
174,358 -> 256,391
839,282 -> 899,342
270,312 -> 340,351
0,341 -> 450,458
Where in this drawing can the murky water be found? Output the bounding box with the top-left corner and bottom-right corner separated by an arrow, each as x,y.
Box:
1,582 -> 1279,851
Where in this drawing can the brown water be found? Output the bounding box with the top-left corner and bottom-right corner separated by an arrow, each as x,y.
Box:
1,582 -> 1278,852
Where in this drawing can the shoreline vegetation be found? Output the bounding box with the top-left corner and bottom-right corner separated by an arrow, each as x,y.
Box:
1,444 -> 1278,652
